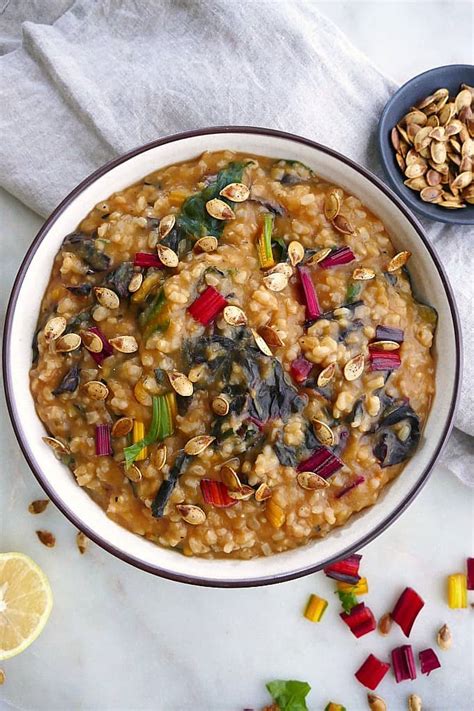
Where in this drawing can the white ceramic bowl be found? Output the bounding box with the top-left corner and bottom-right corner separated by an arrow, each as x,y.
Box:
3,127 -> 461,587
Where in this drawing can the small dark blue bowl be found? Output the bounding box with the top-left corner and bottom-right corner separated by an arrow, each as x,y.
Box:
378,64 -> 474,225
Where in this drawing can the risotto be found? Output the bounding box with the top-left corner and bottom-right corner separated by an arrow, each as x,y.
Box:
30,151 -> 436,559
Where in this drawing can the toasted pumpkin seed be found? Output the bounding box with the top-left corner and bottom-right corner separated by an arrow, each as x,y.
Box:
94,287 -> 119,309
307,247 -> 332,265
205,198 -> 235,220
456,88 -> 472,112
405,162 -> 427,179
168,371 -> 193,397
228,485 -> 254,501
312,419 -> 335,446
133,379 -> 153,406
184,435 -> 215,456
223,305 -> 247,326
324,191 -> 341,221
259,325 -> 285,347
212,395 -> 230,416
194,235 -> 218,253
126,464 -> 142,483
36,530 -> 56,548
297,471 -> 330,490
431,140 -> 447,164
395,153 -> 406,172
370,340 -> 400,351
176,504 -> 206,525
28,499 -> 50,514
437,623 -> 452,650
317,363 -> 336,387
426,169 -> 441,186
268,262 -> 293,278
157,244 -> 179,268
263,272 -> 288,292
251,328 -> 273,356
42,436 -> 70,457
76,531 -> 88,555
111,417 -> 133,437
344,353 -> 365,381
352,267 -> 375,281
109,335 -> 138,353
83,380 -> 109,400
404,109 -> 427,126
429,126 -> 447,142
80,330 -> 103,353
188,364 -> 207,382
153,444 -> 167,471
128,272 -> 143,293
404,177 -> 428,191
420,186 -> 443,203
44,316 -> 67,342
446,119 -> 463,137
387,250 -> 411,271
288,240 -> 305,266
451,170 -> 472,190
255,483 -> 272,502
332,214 -> 354,234
55,333 -> 81,353
158,214 -> 176,240
220,465 -> 242,490
390,127 -> 400,151
219,182 -> 249,202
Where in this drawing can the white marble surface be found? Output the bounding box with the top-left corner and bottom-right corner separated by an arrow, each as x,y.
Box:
1,2 -> 473,710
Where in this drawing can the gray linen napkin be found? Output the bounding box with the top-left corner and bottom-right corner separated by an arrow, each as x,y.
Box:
0,0 -> 472,482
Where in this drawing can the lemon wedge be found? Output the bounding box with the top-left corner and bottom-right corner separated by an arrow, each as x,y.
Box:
0,552 -> 53,660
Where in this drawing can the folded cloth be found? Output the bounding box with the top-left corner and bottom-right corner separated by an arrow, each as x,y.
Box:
0,0 -> 472,481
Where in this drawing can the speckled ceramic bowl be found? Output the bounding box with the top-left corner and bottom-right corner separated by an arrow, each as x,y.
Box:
378,64 -> 474,225
3,127 -> 461,587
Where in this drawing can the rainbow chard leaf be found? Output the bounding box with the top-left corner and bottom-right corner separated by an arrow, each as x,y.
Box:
266,680 -> 311,711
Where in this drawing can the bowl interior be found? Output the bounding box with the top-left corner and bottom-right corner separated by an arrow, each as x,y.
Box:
378,64 -> 474,225
4,129 -> 460,586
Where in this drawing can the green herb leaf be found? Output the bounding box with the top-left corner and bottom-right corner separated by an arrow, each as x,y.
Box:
266,680 -> 311,711
346,281 -> 362,303
336,589 -> 358,614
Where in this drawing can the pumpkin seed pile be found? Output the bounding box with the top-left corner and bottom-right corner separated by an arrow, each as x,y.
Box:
391,84 -> 474,208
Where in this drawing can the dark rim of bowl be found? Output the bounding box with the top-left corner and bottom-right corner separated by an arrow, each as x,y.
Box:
2,126 -> 462,588
378,63 -> 474,225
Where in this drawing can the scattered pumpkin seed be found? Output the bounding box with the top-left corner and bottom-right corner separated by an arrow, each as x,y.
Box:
228,485 -> 254,501
80,330 -> 103,353
83,380 -> 109,400
157,244 -> 179,268
223,305 -> 247,326
55,333 -> 81,353
212,395 -> 230,416
176,504 -> 207,525
109,336 -> 138,353
332,214 -> 354,234
125,463 -> 142,482
219,182 -> 250,202
426,169 -> 442,186
128,272 -> 143,293
408,694 -> 422,711
220,465 -> 242,490
377,612 -> 393,635
44,316 -> 67,342
188,364 -> 207,382
111,417 -> 133,437
324,191 -> 341,221
168,371 -> 193,397
28,499 -> 50,514
263,272 -> 288,292
352,267 -> 375,281
343,353 -> 365,381
42,436 -> 71,457
317,363 -> 336,387
307,247 -> 332,265
251,328 -> 273,356
205,198 -> 235,220
94,286 -> 119,309
76,531 -> 88,555
312,419 -> 335,447
184,435 -> 215,456
158,214 -> 175,239
36,530 -> 55,548
296,471 -> 330,490
387,250 -> 411,271
259,325 -> 285,347
268,262 -> 293,278
420,186 -> 443,203
370,340 -> 400,351
194,235 -> 218,253
367,693 -> 387,711
288,240 -> 305,266
437,623 -> 452,650
153,444 -> 167,471
255,483 -> 272,502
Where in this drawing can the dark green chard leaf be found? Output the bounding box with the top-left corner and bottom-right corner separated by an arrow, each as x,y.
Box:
67,284 -> 92,297
32,328 -> 40,364
62,232 -> 111,272
273,159 -> 314,186
346,281 -> 362,302
65,310 -> 92,334
138,288 -> 169,341
272,236 -> 288,260
151,451 -> 191,518
52,365 -> 80,396
106,261 -> 134,298
266,679 -> 311,711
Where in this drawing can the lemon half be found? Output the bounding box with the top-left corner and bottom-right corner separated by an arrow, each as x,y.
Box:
0,552 -> 53,660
